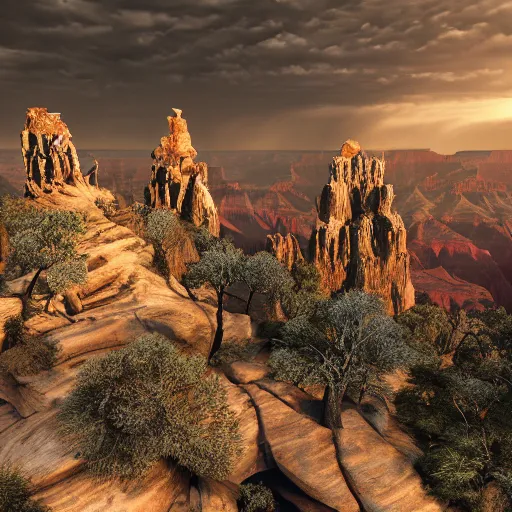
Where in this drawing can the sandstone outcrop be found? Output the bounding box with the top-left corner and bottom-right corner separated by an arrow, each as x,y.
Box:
309,142 -> 415,314
146,109 -> 220,236
266,232 -> 304,270
21,108 -> 102,199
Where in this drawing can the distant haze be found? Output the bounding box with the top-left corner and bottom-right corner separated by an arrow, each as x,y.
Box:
1,0 -> 512,153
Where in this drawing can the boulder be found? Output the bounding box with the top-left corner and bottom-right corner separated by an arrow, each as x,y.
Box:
224,361 -> 270,384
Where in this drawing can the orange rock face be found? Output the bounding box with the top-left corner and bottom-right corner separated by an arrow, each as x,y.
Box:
340,139 -> 361,158
21,107 -> 99,197
147,109 -> 219,236
266,233 -> 304,270
310,144 -> 415,314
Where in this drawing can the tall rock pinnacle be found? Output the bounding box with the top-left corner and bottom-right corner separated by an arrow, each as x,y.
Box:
270,140 -> 415,315
146,109 -> 220,236
21,107 -> 99,197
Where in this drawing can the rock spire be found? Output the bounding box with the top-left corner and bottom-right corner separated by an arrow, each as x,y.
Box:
21,107 -> 99,197
145,109 -> 220,236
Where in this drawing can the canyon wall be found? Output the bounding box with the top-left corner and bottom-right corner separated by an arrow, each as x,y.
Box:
146,109 -> 220,236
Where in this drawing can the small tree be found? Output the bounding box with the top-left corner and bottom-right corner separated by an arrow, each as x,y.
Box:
280,260 -> 324,319
0,464 -> 50,512
184,239 -> 244,361
270,290 -> 412,429
242,252 -> 293,315
59,333 -> 242,480
0,198 -> 87,316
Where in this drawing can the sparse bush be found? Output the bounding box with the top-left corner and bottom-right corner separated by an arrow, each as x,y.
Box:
395,306 -> 512,511
0,337 -> 58,376
59,333 -> 243,480
0,464 -> 51,512
2,314 -> 25,352
94,198 -> 117,218
238,483 -> 276,512
210,341 -> 258,368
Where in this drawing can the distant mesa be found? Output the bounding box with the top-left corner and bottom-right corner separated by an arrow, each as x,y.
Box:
145,109 -> 220,236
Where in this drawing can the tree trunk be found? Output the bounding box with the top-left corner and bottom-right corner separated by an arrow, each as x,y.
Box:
183,283 -> 197,302
208,287 -> 224,362
358,372 -> 369,404
21,267 -> 44,318
245,290 -> 255,315
322,384 -> 344,429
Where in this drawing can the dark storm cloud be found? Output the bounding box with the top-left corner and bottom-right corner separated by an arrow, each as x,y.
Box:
0,0 -> 511,151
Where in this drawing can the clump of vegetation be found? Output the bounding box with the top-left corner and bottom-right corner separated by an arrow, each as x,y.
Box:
0,197 -> 87,316
46,257 -> 88,295
94,198 -> 117,218
0,464 -> 51,512
395,305 -> 512,511
280,260 -> 324,319
238,483 -> 276,512
241,251 -> 293,315
184,237 -> 244,360
59,333 -> 243,480
0,314 -> 57,375
270,290 -> 413,428
210,340 -> 260,368
1,314 -> 25,352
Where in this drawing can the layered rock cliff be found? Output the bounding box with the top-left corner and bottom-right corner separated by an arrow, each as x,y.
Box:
146,109 -> 220,236
21,108 -> 100,198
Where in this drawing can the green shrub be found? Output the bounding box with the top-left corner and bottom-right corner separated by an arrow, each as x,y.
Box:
2,314 -> 25,352
0,337 -> 58,376
0,464 -> 50,512
238,483 -> 276,512
59,334 -> 243,480
210,341 -> 259,368
94,198 -> 117,218
46,257 -> 88,295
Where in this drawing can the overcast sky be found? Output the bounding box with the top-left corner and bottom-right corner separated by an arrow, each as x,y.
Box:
1,0 -> 511,152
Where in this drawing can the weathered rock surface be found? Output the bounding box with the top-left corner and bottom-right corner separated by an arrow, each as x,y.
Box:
34,461 -> 189,512
146,109 -> 220,236
244,384 -> 359,512
21,108 -> 104,199
335,405 -> 441,512
309,142 -> 415,314
223,361 -> 270,384
266,232 -> 304,270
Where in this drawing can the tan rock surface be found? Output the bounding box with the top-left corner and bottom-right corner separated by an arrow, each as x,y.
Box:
147,110 -> 220,236
224,361 -> 270,384
34,461 -> 189,512
336,405 -> 441,512
244,384 -> 359,512
199,478 -> 238,512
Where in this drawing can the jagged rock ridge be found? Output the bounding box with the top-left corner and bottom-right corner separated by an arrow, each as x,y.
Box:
22,108 -> 99,198
146,109 -> 220,236
271,140 -> 415,315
